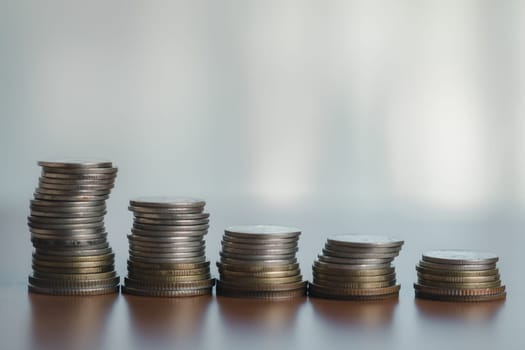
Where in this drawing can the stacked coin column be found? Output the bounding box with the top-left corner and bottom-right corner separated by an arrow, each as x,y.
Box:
123,197 -> 214,297
309,235 -> 404,300
28,160 -> 119,295
216,225 -> 307,299
414,250 -> 506,302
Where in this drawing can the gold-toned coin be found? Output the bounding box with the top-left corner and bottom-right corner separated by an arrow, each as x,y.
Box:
413,283 -> 506,296
28,284 -> 119,296
312,278 -> 396,289
417,279 -> 502,289
122,285 -> 212,297
313,271 -> 396,282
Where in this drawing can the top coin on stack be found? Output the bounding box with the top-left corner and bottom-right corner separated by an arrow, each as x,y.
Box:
414,249 -> 506,302
309,235 -> 404,300
216,225 -> 307,299
122,197 -> 214,297
28,159 -> 119,296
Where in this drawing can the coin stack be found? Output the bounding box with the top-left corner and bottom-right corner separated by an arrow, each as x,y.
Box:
309,235 -> 404,300
216,225 -> 307,299
28,159 -> 119,295
122,197 -> 214,297
414,250 -> 506,302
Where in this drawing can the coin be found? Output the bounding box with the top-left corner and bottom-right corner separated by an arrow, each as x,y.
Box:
415,265 -> 499,277
217,261 -> 300,273
29,284 -> 119,296
418,260 -> 496,271
38,159 -> 114,168
132,212 -> 210,220
224,225 -> 301,239
133,217 -> 209,226
130,197 -> 206,209
422,250 -> 499,265
318,255 -> 393,265
414,291 -> 507,302
326,235 -> 404,248
122,285 -> 213,297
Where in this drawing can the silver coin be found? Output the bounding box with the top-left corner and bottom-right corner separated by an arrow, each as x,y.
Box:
130,245 -> 205,255
28,221 -> 105,230
129,205 -> 203,214
418,260 -> 497,271
318,254 -> 393,265
38,159 -> 113,168
326,234 -> 404,248
130,228 -> 208,238
39,176 -> 115,185
129,196 -> 205,208
28,215 -> 103,225
132,212 -> 210,220
33,193 -> 109,201
129,255 -> 206,264
132,223 -> 209,232
324,243 -> 401,254
225,225 -> 301,239
38,182 -> 114,191
30,209 -> 106,218
129,249 -> 205,259
127,234 -> 203,243
314,259 -> 392,270
41,166 -> 118,174
220,257 -> 297,266
222,234 -> 298,245
41,172 -> 117,180
35,187 -> 111,196
30,199 -> 105,208
133,217 -> 209,226
221,246 -> 298,256
220,251 -> 296,261
36,247 -> 112,257
321,248 -> 399,259
129,240 -> 204,249
221,240 -> 298,250
422,250 -> 499,265
29,226 -> 106,235
31,236 -> 108,247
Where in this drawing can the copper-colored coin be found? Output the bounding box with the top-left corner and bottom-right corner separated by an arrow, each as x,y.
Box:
413,283 -> 506,296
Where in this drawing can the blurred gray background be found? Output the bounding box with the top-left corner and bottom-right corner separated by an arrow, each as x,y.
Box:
1,0 -> 524,284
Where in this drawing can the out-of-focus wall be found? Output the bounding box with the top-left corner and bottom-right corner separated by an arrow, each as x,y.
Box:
1,0 -> 524,213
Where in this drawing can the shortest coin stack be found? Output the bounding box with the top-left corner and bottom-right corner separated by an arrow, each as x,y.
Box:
414,250 -> 506,302
309,235 -> 404,300
122,197 -> 214,297
216,225 -> 307,299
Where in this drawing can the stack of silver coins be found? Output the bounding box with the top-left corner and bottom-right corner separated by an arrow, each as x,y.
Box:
414,250 -> 506,302
28,159 -> 119,295
122,197 -> 214,297
309,235 -> 404,300
216,225 -> 307,299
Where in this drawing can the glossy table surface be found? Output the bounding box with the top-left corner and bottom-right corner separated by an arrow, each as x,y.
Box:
1,201 -> 524,350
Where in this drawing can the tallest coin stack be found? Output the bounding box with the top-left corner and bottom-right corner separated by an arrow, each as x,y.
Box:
28,160 -> 120,295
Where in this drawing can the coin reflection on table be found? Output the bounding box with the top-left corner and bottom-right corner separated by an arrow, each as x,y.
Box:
415,298 -> 505,322
29,293 -> 117,349
216,295 -> 306,330
309,297 -> 398,328
124,294 -> 212,339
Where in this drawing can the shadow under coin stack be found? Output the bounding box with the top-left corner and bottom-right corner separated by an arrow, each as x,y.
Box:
309,235 -> 404,300
414,250 -> 506,302
28,160 -> 119,295
122,197 -> 214,297
216,225 -> 307,299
